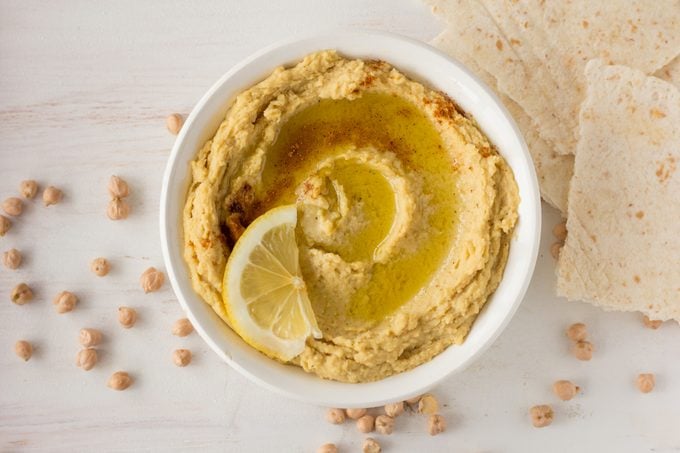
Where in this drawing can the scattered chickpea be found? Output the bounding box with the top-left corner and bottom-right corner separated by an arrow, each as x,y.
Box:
566,323 -> 587,342
529,405 -> 554,428
76,348 -> 98,371
172,317 -> 193,337
108,175 -> 130,198
90,257 -> 110,276
166,113 -> 184,135
325,408 -> 346,424
15,340 -> 33,361
356,414 -> 375,433
642,315 -> 662,330
428,414 -> 447,436
79,328 -> 102,347
375,415 -> 394,435
552,221 -> 567,241
552,380 -> 580,401
316,443 -> 337,453
572,340 -> 594,361
11,283 -> 33,305
173,349 -> 192,367
118,306 -> 137,328
3,248 -> 22,269
107,197 -> 130,220
20,180 -> 39,199
384,401 -> 405,418
53,291 -> 78,314
345,408 -> 367,420
636,373 -> 655,393
0,215 -> 10,236
140,267 -> 164,293
108,371 -> 132,391
363,438 -> 381,453
2,197 -> 23,217
550,241 -> 562,259
418,393 -> 439,415
42,186 -> 63,206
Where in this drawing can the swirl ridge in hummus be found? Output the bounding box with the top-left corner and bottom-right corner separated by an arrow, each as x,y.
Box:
183,50 -> 519,383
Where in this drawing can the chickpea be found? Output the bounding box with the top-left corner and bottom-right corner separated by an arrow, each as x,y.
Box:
642,315 -> 662,329
11,283 -> 33,305
172,318 -> 193,336
15,340 -> 33,361
427,414 -> 446,435
325,408 -> 346,424
374,415 -> 394,435
79,328 -> 102,347
118,306 -> 137,328
636,373 -> 655,393
173,349 -> 192,367
108,371 -> 132,391
362,438 -> 381,453
90,257 -> 110,276
3,248 -> 22,269
572,340 -> 594,361
552,221 -> 567,241
166,113 -> 184,135
550,242 -> 563,259
42,186 -> 63,206
0,215 -> 10,236
53,291 -> 78,314
2,197 -> 23,217
140,267 -> 164,293
107,197 -> 130,220
418,393 -> 439,415
529,405 -> 554,428
345,408 -> 367,420
356,414 -> 375,433
316,443 -> 337,453
384,401 -> 404,417
108,175 -> 130,198
20,180 -> 39,199
552,380 -> 580,401
566,323 -> 587,342
76,348 -> 98,371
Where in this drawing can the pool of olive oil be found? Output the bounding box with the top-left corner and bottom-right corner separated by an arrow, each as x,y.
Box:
258,92 -> 459,323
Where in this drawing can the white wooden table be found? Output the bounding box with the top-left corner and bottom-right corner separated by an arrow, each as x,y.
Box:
1,1 -> 679,451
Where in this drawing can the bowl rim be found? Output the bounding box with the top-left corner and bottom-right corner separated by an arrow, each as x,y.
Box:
160,28 -> 541,407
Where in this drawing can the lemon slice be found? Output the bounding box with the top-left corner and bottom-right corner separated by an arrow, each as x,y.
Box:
222,204 -> 321,361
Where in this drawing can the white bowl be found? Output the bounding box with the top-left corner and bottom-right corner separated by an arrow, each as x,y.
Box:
160,30 -> 541,408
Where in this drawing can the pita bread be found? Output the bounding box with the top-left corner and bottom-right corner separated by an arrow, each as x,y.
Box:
655,55 -> 680,88
432,29 -> 572,215
426,0 -> 680,155
557,60 -> 680,321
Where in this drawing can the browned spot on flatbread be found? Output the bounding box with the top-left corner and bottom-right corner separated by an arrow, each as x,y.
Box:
510,38 -> 521,46
495,39 -> 503,50
633,275 -> 641,284
582,20 -> 589,28
635,210 -> 645,219
656,155 -> 677,183
650,108 -> 666,119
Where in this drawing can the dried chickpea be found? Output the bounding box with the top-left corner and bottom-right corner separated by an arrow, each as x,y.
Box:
552,221 -> 567,241
118,306 -> 137,328
108,175 -> 130,198
384,401 -> 405,418
636,373 -> 655,393
108,371 -> 132,390
572,340 -> 594,361
2,197 -> 23,217
90,257 -> 110,276
566,323 -> 587,342
53,291 -> 78,314
140,267 -> 164,293
173,349 -> 192,367
166,113 -> 184,135
79,328 -> 102,347
42,186 -> 62,206
20,180 -> 39,199
529,405 -> 554,428
15,340 -> 33,361
356,414 -> 375,433
11,283 -> 33,305
76,348 -> 98,371
552,380 -> 580,401
375,415 -> 394,435
418,393 -> 439,415
550,241 -> 562,259
172,318 -> 193,336
363,438 -> 381,453
428,414 -> 446,436
325,408 -> 346,424
3,248 -> 22,269
107,197 -> 130,220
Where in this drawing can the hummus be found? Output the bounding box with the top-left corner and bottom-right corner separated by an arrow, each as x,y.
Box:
183,50 -> 519,383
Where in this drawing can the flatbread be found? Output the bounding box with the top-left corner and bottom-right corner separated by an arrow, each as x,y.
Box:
655,55 -> 680,88
426,0 -> 680,155
432,29 -> 572,214
557,60 -> 680,321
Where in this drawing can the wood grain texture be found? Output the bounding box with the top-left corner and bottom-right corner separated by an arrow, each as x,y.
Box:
1,1 -> 679,451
